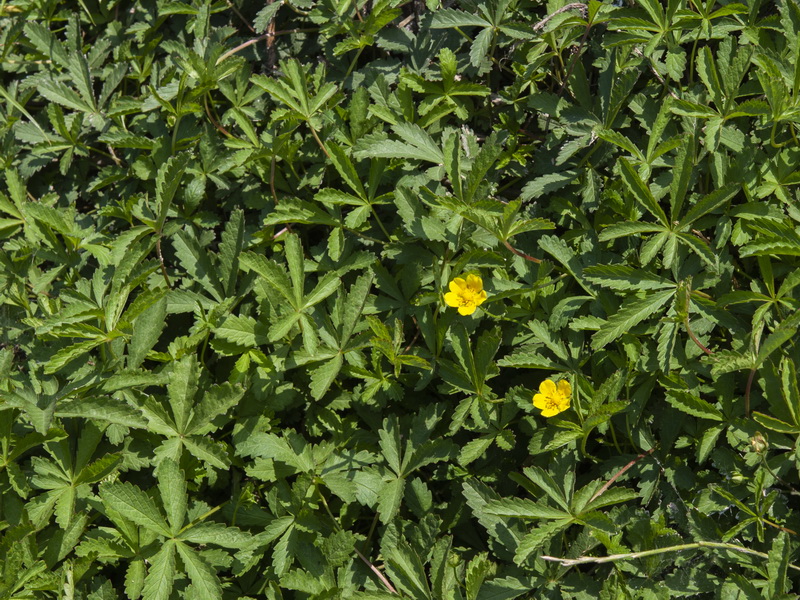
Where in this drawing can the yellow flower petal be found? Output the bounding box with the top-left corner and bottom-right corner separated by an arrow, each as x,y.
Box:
475,290 -> 487,306
444,291 -> 460,307
539,379 -> 556,396
465,274 -> 483,291
557,379 -> 571,397
532,394 -> 548,410
449,278 -> 466,293
458,304 -> 476,316
540,407 -> 561,418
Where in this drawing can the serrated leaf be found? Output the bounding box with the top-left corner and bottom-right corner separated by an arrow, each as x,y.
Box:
592,289 -> 675,349
751,412 -> 800,434
175,541 -> 222,599
618,158 -> 668,226
157,459 -> 186,534
155,153 -> 190,232
514,520 -> 571,564
214,314 -> 269,347
484,498 -> 571,520
56,397 -> 148,429
664,389 -> 723,421
430,8 -> 490,27
99,482 -> 171,537
142,541 -> 176,600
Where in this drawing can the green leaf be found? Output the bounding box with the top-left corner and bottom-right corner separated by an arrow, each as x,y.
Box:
767,532 -> 789,597
598,221 -> 665,241
155,153 -> 190,232
756,311 -> 800,367
618,158 -> 668,226
354,124 -> 443,164
664,388 -> 724,421
430,8 -> 490,27
669,134 -> 694,220
383,540 -> 431,599
99,482 -> 171,537
378,477 -> 405,523
186,382 -> 244,435
592,289 -> 675,349
677,183 -> 739,230
214,314 -> 269,347
129,292 -> 167,369
751,412 -> 800,434
56,397 -> 148,429
583,265 -> 674,290
175,541 -> 222,599
484,498 -> 571,520
514,520 -> 571,565
167,355 -> 199,434
327,142 -> 366,199
157,459 -> 187,534
239,252 -> 295,305
142,541 -> 176,600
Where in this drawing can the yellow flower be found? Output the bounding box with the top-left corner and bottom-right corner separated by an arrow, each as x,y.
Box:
533,379 -> 571,417
444,274 -> 487,316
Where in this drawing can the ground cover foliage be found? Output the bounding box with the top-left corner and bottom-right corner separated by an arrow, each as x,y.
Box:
1,0 -> 800,597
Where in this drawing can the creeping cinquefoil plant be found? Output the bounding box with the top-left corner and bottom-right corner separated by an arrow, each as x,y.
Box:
0,0 -> 799,598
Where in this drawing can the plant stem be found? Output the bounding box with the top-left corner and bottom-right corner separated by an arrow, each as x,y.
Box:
315,483 -> 398,595
542,540 -> 800,571
309,124 -> 331,158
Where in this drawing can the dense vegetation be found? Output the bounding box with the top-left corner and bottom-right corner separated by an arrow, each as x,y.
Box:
1,0 -> 799,597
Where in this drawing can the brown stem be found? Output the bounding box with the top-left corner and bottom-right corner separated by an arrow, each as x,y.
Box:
353,547 -> 399,595
589,447 -> 655,504
503,239 -> 542,263
226,0 -> 255,33
266,0 -> 278,71
309,125 -> 331,158
156,237 -> 171,288
684,316 -> 713,355
402,315 -> 422,354
216,29 -> 319,64
204,95 -> 232,138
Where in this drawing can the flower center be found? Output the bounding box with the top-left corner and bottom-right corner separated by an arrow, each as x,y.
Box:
459,289 -> 478,305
